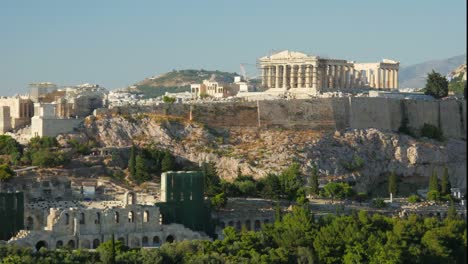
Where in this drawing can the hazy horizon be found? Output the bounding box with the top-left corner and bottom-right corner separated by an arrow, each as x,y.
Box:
1,0 -> 466,95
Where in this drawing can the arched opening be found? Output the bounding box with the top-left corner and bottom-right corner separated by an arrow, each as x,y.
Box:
264,219 -> 270,224
93,239 -> 100,249
81,240 -> 91,249
143,210 -> 149,222
118,237 -> 125,245
166,235 -> 175,243
153,236 -> 160,246
26,216 -> 34,230
79,212 -> 85,224
228,221 -> 234,226
56,240 -> 63,249
220,222 -> 225,229
245,220 -> 251,231
115,212 -> 120,223
126,192 -> 136,205
159,214 -> 163,224
35,241 -> 48,251
67,240 -> 75,249
128,211 -> 134,223
142,236 -> 149,247
95,212 -> 101,224
235,221 -> 241,231
65,213 -> 70,225
254,220 -> 261,231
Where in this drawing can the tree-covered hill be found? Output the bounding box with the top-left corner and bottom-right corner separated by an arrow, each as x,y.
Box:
132,69 -> 239,98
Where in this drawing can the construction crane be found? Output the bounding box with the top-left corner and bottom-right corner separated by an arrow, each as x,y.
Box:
239,63 -> 259,82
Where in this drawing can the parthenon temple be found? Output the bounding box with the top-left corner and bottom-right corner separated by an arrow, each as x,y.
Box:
259,50 -> 399,94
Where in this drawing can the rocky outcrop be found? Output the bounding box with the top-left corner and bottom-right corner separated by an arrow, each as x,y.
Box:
79,114 -> 466,192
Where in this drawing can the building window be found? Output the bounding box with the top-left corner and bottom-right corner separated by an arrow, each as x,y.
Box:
143,210 -> 149,222
65,213 -> 70,225
128,211 -> 134,223
95,212 -> 101,224
115,212 -> 119,223
79,213 -> 85,224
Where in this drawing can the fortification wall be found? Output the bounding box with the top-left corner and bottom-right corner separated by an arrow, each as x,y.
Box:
111,98 -> 466,139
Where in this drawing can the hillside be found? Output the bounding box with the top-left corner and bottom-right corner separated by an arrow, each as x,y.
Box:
399,54 -> 466,88
133,69 -> 238,98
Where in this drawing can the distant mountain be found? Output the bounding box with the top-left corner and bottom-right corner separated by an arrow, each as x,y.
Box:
133,69 -> 238,98
399,54 -> 466,88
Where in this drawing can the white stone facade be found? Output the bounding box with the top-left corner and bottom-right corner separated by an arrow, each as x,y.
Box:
31,103 -> 82,137
9,192 -> 209,250
259,50 -> 399,94
191,80 -> 227,98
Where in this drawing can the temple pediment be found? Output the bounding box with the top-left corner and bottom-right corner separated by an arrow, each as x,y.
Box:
260,50 -> 311,60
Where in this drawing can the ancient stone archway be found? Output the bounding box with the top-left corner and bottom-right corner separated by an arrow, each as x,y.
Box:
166,235 -> 175,243
142,236 -> 149,247
118,237 -> 125,245
56,240 -> 63,248
93,239 -> 100,249
143,210 -> 149,222
128,211 -> 135,223
35,241 -> 48,251
153,236 -> 160,246
67,240 -> 75,249
245,220 -> 251,231
254,220 -> 261,231
125,191 -> 136,205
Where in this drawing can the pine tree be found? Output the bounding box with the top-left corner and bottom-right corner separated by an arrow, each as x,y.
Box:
309,165 -> 319,197
161,150 -> 175,172
135,155 -> 150,183
429,170 -> 439,192
424,70 -> 449,99
441,167 -> 451,196
388,171 -> 398,196
128,144 -> 136,177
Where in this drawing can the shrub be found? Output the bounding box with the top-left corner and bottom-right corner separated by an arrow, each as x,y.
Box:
420,123 -> 443,141
408,195 -> 421,203
342,155 -> 365,172
372,198 -> 386,208
162,95 -> 176,103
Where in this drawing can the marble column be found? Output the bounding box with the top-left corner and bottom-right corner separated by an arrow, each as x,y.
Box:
385,69 -> 389,89
344,66 -> 349,88
283,65 -> 288,89
390,69 -> 393,89
349,68 -> 354,88
312,65 -> 318,90
297,64 -> 305,88
289,65 -> 295,88
340,66 -> 345,88
375,68 -> 380,88
305,65 -> 310,88
266,66 -> 272,88
261,67 -> 266,87
394,69 -> 399,89
270,65 -> 279,88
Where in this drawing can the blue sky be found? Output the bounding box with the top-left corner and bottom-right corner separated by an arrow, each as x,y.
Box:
0,0 -> 466,95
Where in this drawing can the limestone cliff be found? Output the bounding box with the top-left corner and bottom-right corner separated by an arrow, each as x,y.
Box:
78,112 -> 466,193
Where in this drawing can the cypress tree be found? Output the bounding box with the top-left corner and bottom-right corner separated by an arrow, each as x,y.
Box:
309,165 -> 319,196
441,167 -> 451,196
128,144 -> 136,177
388,171 -> 398,196
429,170 -> 439,192
135,155 -> 150,183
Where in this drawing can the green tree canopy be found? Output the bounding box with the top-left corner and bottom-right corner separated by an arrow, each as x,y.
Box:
424,70 -> 449,99
388,171 -> 398,196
